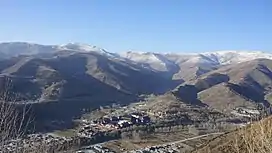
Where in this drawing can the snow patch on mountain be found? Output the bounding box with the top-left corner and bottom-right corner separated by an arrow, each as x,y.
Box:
58,43 -> 119,58
0,42 -> 56,58
1,42 -> 272,71
58,43 -> 103,52
120,51 -> 175,71
184,54 -> 219,65
202,51 -> 272,64
119,50 -> 272,73
121,52 -> 162,63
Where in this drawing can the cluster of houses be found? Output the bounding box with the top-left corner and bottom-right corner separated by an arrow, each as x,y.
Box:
76,144 -> 115,153
97,113 -> 151,128
231,107 -> 261,118
1,134 -> 73,153
78,113 -> 151,138
126,143 -> 182,153
78,123 -> 101,138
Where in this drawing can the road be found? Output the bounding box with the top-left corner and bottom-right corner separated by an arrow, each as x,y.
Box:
146,132 -> 225,148
77,132 -> 225,153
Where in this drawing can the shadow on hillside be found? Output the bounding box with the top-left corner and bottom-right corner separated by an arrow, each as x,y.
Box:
194,73 -> 230,92
31,98 -> 136,132
228,81 -> 271,108
173,84 -> 207,107
7,53 -> 182,133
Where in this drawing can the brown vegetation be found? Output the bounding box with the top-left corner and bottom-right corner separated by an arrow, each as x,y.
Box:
194,117 -> 272,153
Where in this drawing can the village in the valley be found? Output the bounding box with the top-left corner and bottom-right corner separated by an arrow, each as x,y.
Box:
1,100 -> 264,153
78,111 -> 151,138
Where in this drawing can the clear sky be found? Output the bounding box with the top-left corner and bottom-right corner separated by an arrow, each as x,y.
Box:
0,0 -> 270,53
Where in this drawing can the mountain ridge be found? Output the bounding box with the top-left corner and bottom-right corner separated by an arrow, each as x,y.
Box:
2,42 -> 270,81
0,42 -> 270,61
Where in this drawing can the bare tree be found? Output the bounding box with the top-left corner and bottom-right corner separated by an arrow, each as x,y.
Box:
0,77 -> 81,153
0,77 -> 34,152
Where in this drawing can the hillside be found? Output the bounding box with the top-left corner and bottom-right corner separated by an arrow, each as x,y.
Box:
0,51 -> 180,130
0,42 -> 272,132
0,52 -> 178,103
170,59 -> 272,113
198,83 -> 256,112
194,117 -> 272,153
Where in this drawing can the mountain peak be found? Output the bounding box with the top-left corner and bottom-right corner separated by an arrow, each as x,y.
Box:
58,43 -> 106,52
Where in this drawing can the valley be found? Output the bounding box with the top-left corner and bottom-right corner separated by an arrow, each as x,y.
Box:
0,42 -> 272,152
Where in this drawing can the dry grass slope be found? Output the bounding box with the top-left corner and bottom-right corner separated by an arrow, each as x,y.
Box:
198,83 -> 255,112
194,117 -> 272,153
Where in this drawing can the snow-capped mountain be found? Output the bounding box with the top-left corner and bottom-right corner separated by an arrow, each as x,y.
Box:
57,43 -> 119,57
0,42 -> 120,58
120,51 -> 177,72
0,42 -> 56,58
202,50 -> 272,65
0,42 -> 271,80
122,50 -> 272,68
1,42 -> 270,65
119,50 -> 272,80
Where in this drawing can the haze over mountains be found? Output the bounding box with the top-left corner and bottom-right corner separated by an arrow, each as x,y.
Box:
0,42 -> 272,124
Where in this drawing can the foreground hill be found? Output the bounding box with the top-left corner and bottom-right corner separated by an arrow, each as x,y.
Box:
194,116 -> 272,153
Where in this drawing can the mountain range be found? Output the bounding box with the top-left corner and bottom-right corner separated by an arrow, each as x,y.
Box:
0,42 -> 272,127
1,42 -> 271,79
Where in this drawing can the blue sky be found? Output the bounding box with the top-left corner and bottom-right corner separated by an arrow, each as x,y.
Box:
0,0 -> 270,53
